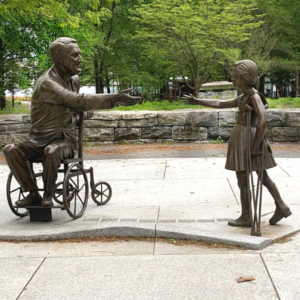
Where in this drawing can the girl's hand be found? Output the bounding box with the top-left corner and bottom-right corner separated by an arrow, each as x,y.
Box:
251,145 -> 260,156
183,93 -> 197,104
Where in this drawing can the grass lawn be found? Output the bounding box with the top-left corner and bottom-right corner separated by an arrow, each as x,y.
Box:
0,99 -> 30,115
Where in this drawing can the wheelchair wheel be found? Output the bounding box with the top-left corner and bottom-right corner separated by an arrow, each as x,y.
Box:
53,181 -> 75,205
91,182 -> 112,205
6,172 -> 29,217
63,163 -> 89,219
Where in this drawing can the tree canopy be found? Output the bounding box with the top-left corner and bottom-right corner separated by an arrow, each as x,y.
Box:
1,0 -> 300,107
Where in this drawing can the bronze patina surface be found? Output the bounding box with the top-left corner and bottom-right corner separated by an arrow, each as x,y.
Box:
4,37 -> 140,208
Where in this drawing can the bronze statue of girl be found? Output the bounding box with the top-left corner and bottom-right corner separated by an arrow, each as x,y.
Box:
185,60 -> 292,226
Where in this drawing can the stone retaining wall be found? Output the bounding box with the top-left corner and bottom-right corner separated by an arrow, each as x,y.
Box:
1,109 -> 300,146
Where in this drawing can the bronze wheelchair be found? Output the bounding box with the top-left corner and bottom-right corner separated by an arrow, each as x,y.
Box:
6,111 -> 112,219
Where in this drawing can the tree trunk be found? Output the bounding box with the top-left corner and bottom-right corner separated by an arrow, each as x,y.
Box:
296,70 -> 299,98
194,77 -> 201,97
258,75 -> 265,95
0,38 -> 5,110
94,56 -> 104,94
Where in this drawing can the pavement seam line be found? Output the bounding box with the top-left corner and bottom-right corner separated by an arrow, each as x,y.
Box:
277,163 -> 291,177
153,224 -> 157,255
227,178 -> 239,205
259,253 -> 281,300
163,160 -> 167,179
16,257 -> 46,300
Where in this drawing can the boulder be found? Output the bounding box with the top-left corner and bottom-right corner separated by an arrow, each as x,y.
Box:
119,118 -> 158,128
141,127 -> 172,139
272,127 -> 300,142
188,111 -> 218,127
84,128 -> 114,142
172,126 -> 207,140
158,112 -> 187,126
84,120 -> 118,128
208,127 -> 232,140
219,110 -> 237,127
115,128 -> 141,140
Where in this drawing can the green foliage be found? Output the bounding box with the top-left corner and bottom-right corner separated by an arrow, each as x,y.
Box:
109,100 -> 206,111
132,0 -> 263,95
0,100 -> 30,114
267,97 -> 300,109
210,136 -> 225,144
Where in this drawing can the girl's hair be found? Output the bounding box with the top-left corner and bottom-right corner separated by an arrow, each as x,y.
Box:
234,60 -> 258,87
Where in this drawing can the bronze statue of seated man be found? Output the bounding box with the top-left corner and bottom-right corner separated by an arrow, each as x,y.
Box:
4,37 -> 140,207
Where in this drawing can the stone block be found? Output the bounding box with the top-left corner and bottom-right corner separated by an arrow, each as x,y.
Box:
119,118 -> 158,128
267,110 -> 288,126
84,128 -> 114,142
91,111 -> 121,121
272,127 -> 300,142
9,134 -> 28,143
0,134 -> 10,145
0,125 -> 7,134
158,112 -> 187,126
0,114 -> 23,124
115,128 -> 141,140
287,110 -> 300,126
6,124 -> 31,133
172,126 -> 207,140
219,110 -> 237,127
156,139 -> 174,143
121,111 -> 157,120
265,127 -> 273,141
207,127 -> 232,140
84,119 -> 118,128
141,127 -> 172,139
188,111 -> 218,127
22,115 -> 31,123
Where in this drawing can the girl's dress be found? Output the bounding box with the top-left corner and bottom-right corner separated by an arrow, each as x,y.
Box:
225,92 -> 276,172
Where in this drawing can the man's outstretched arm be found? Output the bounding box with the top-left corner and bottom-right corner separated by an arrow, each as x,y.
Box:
41,81 -> 140,111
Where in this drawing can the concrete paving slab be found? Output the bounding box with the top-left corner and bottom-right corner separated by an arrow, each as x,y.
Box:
154,241 -> 253,255
156,224 -> 272,250
84,159 -> 166,181
261,232 -> 300,253
228,176 -> 300,205
0,240 -> 154,258
0,222 -> 156,241
276,158 -> 300,177
0,257 -> 43,300
262,253 -> 300,300
19,254 -> 278,300
165,158 -> 236,179
107,178 -> 237,206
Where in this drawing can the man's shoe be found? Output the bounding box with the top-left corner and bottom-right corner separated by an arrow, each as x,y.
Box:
15,193 -> 42,207
41,198 -> 54,207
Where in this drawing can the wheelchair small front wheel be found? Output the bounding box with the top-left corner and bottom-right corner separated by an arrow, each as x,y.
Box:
91,182 -> 112,205
7,172 -> 29,217
63,163 -> 89,219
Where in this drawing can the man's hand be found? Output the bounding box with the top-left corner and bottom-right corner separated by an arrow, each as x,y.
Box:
111,89 -> 141,107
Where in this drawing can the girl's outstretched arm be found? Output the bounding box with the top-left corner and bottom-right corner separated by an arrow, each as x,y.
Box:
184,93 -> 240,109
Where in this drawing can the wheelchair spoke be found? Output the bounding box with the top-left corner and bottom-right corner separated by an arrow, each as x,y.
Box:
78,182 -> 86,193
76,193 -> 84,206
10,187 -> 21,194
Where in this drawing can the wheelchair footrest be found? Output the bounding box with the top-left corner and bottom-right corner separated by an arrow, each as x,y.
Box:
27,206 -> 52,222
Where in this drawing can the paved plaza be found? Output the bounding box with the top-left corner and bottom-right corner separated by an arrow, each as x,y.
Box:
0,150 -> 299,299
